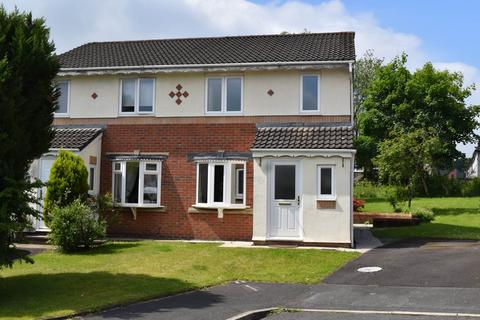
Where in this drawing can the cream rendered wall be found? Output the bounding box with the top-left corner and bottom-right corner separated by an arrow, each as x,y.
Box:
59,67 -> 351,118
252,155 -> 353,244
78,134 -> 103,195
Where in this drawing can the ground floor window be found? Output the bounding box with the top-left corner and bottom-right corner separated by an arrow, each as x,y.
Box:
317,165 -> 335,199
196,161 -> 246,207
112,160 -> 162,207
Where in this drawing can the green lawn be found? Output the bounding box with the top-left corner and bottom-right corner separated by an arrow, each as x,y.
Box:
364,197 -> 480,240
0,241 -> 358,320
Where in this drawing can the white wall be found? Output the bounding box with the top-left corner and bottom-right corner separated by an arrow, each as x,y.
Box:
253,154 -> 353,244
78,133 -> 103,195
59,67 -> 351,119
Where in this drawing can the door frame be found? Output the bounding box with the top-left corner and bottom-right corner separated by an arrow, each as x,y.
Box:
266,159 -> 303,240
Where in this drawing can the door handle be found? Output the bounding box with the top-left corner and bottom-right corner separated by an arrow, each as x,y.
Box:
278,202 -> 291,206
297,196 -> 300,206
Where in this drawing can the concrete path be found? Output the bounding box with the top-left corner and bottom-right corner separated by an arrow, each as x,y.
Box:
14,243 -> 53,255
266,311 -> 473,320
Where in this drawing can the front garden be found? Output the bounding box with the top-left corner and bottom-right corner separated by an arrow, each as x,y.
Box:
0,241 -> 359,320
355,182 -> 480,241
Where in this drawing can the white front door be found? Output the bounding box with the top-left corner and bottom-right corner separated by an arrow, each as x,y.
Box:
268,160 -> 302,239
36,157 -> 55,230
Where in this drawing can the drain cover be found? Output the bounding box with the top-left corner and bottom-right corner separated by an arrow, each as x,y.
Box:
357,266 -> 382,273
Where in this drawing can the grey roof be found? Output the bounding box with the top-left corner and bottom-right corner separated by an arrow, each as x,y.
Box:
58,32 -> 355,69
251,125 -> 354,150
50,126 -> 103,150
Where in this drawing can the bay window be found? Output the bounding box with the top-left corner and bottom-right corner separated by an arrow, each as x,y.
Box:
206,76 -> 243,114
112,161 -> 162,207
120,78 -> 155,114
196,161 -> 246,207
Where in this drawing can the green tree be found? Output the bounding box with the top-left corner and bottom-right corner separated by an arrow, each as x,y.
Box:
357,53 -> 479,182
353,50 -> 384,125
375,128 -> 445,207
44,150 -> 89,222
0,7 -> 59,268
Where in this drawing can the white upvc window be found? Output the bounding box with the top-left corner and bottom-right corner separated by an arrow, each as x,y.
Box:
112,161 -> 162,207
120,78 -> 155,114
196,161 -> 246,208
317,165 -> 335,200
300,74 -> 320,112
55,80 -> 70,116
205,76 -> 243,114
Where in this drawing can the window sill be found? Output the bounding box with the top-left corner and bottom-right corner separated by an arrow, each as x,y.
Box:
189,205 -> 252,215
54,114 -> 70,118
204,112 -> 244,116
118,113 -> 155,117
116,204 -> 166,212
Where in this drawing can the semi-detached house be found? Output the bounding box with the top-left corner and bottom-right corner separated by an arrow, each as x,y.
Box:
30,32 -> 356,247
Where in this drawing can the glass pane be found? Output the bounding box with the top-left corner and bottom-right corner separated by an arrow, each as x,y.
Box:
125,162 -> 139,203
237,169 -> 244,195
213,165 -> 224,202
302,75 -> 318,111
226,78 -> 241,112
114,163 -> 121,171
320,168 -> 332,195
207,78 -> 222,112
275,165 -> 295,200
143,174 -> 158,204
56,82 -> 68,113
113,173 -> 122,203
122,79 -> 136,113
197,164 -> 208,203
145,163 -> 157,171
89,167 -> 95,191
139,79 -> 154,112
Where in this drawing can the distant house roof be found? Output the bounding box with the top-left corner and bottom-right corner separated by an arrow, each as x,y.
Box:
50,126 -> 104,151
58,32 -> 355,70
251,125 -> 354,150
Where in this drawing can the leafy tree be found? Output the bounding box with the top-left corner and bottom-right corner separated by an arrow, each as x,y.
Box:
375,128 -> 445,207
0,7 -> 59,268
357,53 -> 479,182
44,150 -> 89,222
353,50 -> 384,125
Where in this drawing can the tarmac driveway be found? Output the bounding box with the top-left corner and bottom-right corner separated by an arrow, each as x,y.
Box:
324,238 -> 480,288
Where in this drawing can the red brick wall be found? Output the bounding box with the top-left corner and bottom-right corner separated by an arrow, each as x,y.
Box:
100,123 -> 255,240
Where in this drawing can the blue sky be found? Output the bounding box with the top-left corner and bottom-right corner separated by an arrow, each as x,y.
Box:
4,0 -> 479,153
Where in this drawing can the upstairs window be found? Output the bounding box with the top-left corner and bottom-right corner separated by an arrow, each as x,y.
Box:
112,161 -> 162,207
206,77 -> 243,114
120,78 -> 155,114
301,75 -> 320,112
196,161 -> 246,207
317,165 -> 335,200
55,81 -> 70,115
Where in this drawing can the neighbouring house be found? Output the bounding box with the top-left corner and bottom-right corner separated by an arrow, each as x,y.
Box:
30,32 -> 356,247
467,146 -> 480,178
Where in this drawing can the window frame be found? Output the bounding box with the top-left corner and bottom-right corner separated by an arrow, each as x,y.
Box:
111,160 -> 162,207
119,78 -> 156,115
300,74 -> 320,113
88,166 -> 95,193
205,76 -> 243,115
195,160 -> 247,208
54,80 -> 70,117
235,167 -> 245,200
317,165 -> 336,200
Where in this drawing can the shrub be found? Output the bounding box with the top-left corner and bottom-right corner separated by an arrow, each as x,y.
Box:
462,178 -> 480,197
354,181 -> 397,200
49,199 -> 106,252
44,150 -> 89,222
410,207 -> 434,223
353,197 -> 365,212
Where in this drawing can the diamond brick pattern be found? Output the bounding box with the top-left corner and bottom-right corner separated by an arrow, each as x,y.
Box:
267,89 -> 274,96
58,32 -> 355,69
251,125 -> 354,150
91,92 -> 98,99
51,126 -> 103,150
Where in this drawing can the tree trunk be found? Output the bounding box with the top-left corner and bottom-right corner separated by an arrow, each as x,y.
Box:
421,175 -> 430,197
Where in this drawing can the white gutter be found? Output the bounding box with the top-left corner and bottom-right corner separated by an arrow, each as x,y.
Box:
251,148 -> 356,153
59,60 -> 355,73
